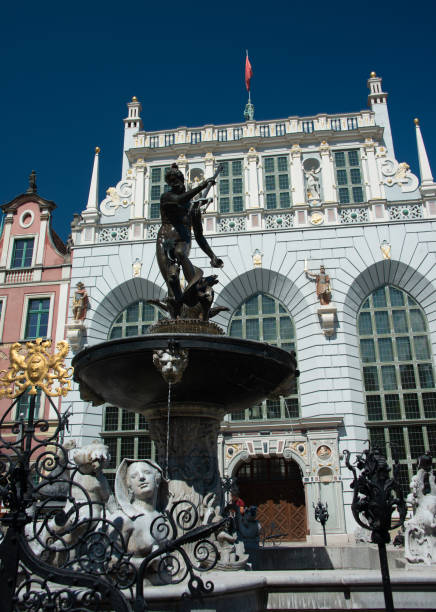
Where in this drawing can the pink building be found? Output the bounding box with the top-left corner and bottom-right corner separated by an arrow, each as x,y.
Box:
0,173 -> 71,432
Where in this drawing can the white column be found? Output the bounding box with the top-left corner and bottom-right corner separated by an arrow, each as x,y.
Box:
319,142 -> 337,203
364,138 -> 382,199
133,160 -> 146,218
247,147 -> 260,209
0,218 -> 13,267
290,145 -> 305,205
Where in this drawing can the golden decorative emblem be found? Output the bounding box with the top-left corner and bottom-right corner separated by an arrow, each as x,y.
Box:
0,338 -> 72,399
310,211 -> 324,225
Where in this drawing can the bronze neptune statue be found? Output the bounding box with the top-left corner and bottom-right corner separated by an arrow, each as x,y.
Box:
151,163 -> 226,320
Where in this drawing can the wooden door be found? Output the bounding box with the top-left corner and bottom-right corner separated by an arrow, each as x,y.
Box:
236,458 -> 306,541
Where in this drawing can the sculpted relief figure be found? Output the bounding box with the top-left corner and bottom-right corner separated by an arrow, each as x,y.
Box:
112,459 -> 167,558
305,167 -> 321,203
155,163 -> 224,319
72,282 -> 89,321
304,263 -> 332,305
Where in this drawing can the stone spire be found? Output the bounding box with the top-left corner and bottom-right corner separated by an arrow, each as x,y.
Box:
414,118 -> 434,186
26,170 -> 37,194
86,147 -> 100,211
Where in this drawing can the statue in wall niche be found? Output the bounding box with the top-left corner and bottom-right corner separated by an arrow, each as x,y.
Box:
72,282 -> 89,321
304,167 -> 321,203
155,162 -> 224,319
304,262 -> 332,305
405,452 -> 436,565
111,459 -> 168,559
132,257 -> 142,277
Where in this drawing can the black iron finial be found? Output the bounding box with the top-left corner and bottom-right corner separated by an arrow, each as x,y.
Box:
27,170 -> 37,194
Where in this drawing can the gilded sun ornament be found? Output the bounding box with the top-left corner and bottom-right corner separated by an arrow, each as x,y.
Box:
0,338 -> 72,399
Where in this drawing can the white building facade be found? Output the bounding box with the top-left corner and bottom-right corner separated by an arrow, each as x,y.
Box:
66,73 -> 436,543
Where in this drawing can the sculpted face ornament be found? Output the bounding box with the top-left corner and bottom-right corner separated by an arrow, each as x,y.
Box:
152,342 -> 189,384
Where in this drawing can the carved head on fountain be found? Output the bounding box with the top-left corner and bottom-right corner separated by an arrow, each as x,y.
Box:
152,341 -> 189,384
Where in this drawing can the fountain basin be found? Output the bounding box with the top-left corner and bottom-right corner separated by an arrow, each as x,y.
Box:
72,333 -> 298,414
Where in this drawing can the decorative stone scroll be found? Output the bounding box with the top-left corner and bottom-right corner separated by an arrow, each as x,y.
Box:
100,180 -> 134,216
380,158 -> 419,193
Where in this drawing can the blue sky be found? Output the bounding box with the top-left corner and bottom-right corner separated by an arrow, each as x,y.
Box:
1,0 -> 435,241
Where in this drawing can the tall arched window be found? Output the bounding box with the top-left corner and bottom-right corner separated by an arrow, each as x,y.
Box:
103,301 -> 162,486
358,286 -> 436,491
228,293 -> 299,421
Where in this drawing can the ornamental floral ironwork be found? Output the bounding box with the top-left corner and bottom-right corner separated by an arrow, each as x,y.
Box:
98,226 -> 129,243
387,203 -> 424,221
217,216 -> 247,233
0,340 -> 229,611
264,212 -> 294,230
338,207 -> 369,224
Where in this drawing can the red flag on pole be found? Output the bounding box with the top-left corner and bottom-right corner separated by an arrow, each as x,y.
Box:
245,52 -> 253,91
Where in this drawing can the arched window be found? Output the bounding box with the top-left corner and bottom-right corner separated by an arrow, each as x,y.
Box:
103,301 -> 162,486
358,286 -> 436,491
228,293 -> 299,421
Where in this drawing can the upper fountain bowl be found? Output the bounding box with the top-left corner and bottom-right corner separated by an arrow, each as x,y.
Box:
72,333 -> 298,415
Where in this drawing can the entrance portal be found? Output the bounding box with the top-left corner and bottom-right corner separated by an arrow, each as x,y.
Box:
235,457 -> 306,541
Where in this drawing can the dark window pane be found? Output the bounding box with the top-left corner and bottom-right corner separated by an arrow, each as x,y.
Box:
389,287 -> 404,306
231,410 -> 245,421
363,366 -> 379,391
400,364 -> 416,389
385,394 -> 401,420
373,288 -> 387,308
361,339 -> 376,363
262,318 -> 276,341
361,298 -> 370,309
245,295 -> 259,315
137,436 -> 152,459
285,398 -> 299,418
396,464 -> 411,496
392,311 -> 408,333
266,399 -> 281,419
396,337 -> 412,361
265,175 -> 275,191
280,317 -> 293,339
418,364 -> 434,388
104,406 -> 119,431
229,320 -> 242,338
110,327 -> 122,339
410,309 -> 426,332
367,395 -> 382,420
120,437 -> 134,458
103,438 -> 118,469
369,428 -> 386,455
427,425 -> 436,456
266,193 -> 277,209
404,394 -> 420,419
122,409 -> 135,430
348,150 -> 359,166
359,312 -> 372,335
352,187 -> 363,202
389,427 -> 406,459
408,426 -> 426,458
248,404 -> 263,419
350,168 -> 361,184
246,319 -> 259,340
262,295 -> 275,314
375,311 -> 390,334
381,365 -> 397,390
414,336 -> 430,360
264,158 -> 274,172
423,393 -> 436,418
277,157 -> 287,172
337,169 -> 347,185
233,196 -> 243,211
334,151 -> 345,167
279,192 -> 291,208
378,338 -> 393,362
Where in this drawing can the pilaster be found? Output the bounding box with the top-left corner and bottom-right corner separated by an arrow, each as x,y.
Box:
319,141 -> 337,203
246,147 -> 260,209
290,144 -> 305,206
0,216 -> 13,267
132,159 -> 146,219
204,152 -> 217,213
35,212 -> 49,265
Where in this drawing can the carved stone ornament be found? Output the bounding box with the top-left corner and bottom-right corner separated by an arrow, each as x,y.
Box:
252,248 -> 262,268
380,240 -> 391,260
152,343 -> 189,384
0,338 -> 72,398
380,158 -> 419,193
132,258 -> 142,277
310,211 -> 324,225
317,305 -> 337,337
66,321 -> 86,353
100,179 -> 134,216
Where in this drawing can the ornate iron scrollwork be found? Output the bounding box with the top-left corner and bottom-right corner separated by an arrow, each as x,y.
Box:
0,339 -> 224,611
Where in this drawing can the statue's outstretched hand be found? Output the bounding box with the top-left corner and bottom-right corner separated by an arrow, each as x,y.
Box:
210,255 -> 223,268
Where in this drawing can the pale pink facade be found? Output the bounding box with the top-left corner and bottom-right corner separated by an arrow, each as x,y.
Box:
0,185 -> 71,428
